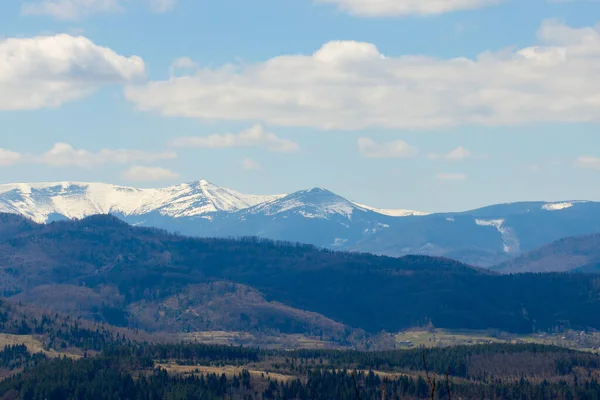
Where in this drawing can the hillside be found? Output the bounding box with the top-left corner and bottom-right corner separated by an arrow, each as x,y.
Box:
492,233 -> 600,273
3,213 -> 600,336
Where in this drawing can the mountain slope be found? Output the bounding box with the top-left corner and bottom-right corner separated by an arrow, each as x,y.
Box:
220,188 -> 396,248
353,200 -> 600,266
4,214 -> 600,335
0,180 -> 282,223
492,233 -> 600,273
3,180 -> 600,267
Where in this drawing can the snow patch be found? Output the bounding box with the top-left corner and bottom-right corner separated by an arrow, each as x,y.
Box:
353,203 -> 428,217
542,202 -> 573,211
475,219 -> 520,254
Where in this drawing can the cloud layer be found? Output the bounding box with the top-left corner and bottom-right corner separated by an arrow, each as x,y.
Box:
39,143 -> 177,167
121,165 -> 179,182
126,20 -> 600,131
22,0 -> 121,19
436,173 -> 467,180
22,0 -> 177,19
429,146 -> 472,161
0,149 -> 23,167
576,156 -> 600,170
357,138 -> 417,158
169,125 -> 299,152
240,158 -> 262,171
0,34 -> 145,110
315,0 -> 499,16
0,143 -> 175,167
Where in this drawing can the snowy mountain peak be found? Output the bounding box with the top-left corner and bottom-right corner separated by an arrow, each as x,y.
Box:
242,188 -> 366,220
0,181 -> 282,223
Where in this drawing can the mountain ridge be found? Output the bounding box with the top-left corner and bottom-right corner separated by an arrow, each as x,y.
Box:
2,179 -> 600,266
0,180 -> 284,223
4,213 -> 600,336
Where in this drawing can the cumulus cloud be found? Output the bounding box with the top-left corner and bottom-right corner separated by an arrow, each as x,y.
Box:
576,156 -> 600,170
127,20 -> 600,130
436,173 -> 467,180
22,0 -> 176,19
37,143 -> 177,167
0,34 -> 145,110
121,166 -> 180,182
0,149 -> 23,167
169,124 -> 299,153
240,158 -> 262,171
315,0 -> 499,16
357,138 -> 417,158
169,57 -> 198,77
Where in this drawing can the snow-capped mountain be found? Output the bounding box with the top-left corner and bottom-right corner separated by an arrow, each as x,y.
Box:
221,188 -> 395,247
243,188 -> 365,220
0,180 -> 282,223
2,179 -> 600,267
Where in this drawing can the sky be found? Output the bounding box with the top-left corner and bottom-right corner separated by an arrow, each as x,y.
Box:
1,0 -> 600,212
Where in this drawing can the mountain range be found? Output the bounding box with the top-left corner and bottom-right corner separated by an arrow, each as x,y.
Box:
1,180 -> 600,266
2,212 -> 600,337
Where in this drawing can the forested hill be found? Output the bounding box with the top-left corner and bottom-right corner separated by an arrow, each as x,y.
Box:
2,213 -> 600,335
493,233 -> 600,273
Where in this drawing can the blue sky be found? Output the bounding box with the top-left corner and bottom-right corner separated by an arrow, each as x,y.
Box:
1,0 -> 600,212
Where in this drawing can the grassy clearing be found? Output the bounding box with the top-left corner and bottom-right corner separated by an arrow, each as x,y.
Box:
181,331 -> 344,350
156,363 -> 297,383
395,329 -> 508,348
395,329 -> 600,353
0,333 -> 80,359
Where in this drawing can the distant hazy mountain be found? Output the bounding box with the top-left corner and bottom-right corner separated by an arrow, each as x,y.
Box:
355,200 -> 600,266
1,180 -> 600,266
491,233 -> 600,274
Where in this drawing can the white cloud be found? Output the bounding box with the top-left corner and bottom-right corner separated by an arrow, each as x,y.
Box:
121,166 -> 179,182
149,0 -> 177,13
127,20 -> 600,130
436,173 -> 467,180
22,0 -> 177,19
315,0 -> 499,16
0,34 -> 145,110
169,124 -> 299,153
0,149 -> 23,167
169,57 -> 198,77
22,0 -> 122,19
429,146 -> 472,161
576,156 -> 600,170
38,143 -> 177,167
357,138 -> 417,158
240,158 -> 262,171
